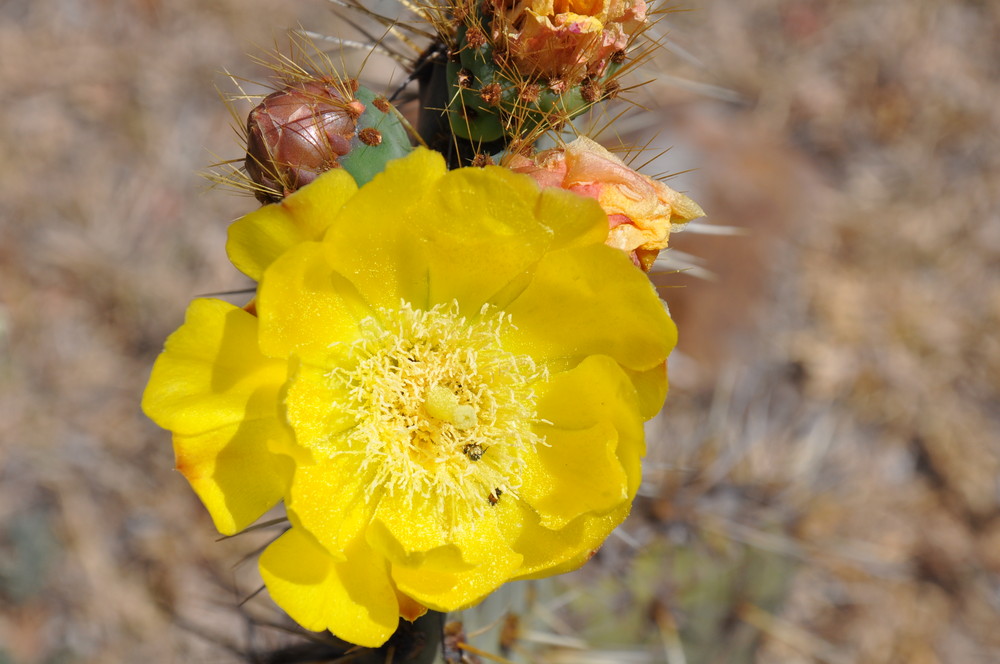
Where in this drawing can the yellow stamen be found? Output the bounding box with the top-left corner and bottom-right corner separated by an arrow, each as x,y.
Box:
328,300 -> 545,522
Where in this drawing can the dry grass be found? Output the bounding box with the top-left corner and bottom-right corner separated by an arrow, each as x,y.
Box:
1,1 -> 998,662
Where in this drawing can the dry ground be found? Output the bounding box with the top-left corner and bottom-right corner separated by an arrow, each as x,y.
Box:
1,1 -> 998,662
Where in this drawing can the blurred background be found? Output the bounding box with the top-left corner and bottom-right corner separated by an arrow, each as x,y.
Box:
2,0 -> 998,662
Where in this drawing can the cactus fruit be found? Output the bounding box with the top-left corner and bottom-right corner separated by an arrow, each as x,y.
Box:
245,78 -> 412,202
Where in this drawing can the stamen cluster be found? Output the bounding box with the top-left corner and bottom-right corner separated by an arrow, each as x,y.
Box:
330,301 -> 544,521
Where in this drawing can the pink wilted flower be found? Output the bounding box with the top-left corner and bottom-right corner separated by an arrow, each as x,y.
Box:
496,0 -> 648,82
508,136 -> 704,271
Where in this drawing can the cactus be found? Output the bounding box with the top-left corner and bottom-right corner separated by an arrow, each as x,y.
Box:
445,17 -> 623,144
339,85 -> 414,187
416,0 -> 641,151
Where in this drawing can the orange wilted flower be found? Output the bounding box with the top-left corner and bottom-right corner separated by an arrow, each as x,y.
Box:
508,136 -> 704,270
497,0 -> 648,81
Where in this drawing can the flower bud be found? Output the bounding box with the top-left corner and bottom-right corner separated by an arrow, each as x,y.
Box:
509,136 -> 704,271
245,79 -> 365,203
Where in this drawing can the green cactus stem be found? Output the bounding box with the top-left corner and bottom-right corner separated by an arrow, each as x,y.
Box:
445,19 -> 623,145
340,85 -> 413,186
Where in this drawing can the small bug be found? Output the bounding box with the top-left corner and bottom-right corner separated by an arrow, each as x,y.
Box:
487,487 -> 503,506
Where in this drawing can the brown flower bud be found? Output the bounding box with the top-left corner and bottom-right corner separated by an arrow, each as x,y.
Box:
245,79 -> 365,203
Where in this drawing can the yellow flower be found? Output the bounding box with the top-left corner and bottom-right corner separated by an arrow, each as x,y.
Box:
142,148 -> 676,647
508,136 -> 705,271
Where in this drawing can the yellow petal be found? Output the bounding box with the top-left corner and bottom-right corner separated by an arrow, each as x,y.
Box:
285,457 -> 373,561
418,166 -> 554,317
518,355 -> 644,529
485,184 -> 611,309
142,299 -> 285,434
511,501 -> 631,580
322,148 -> 448,311
141,298 -> 292,534
227,168 -> 358,280
390,557 -> 515,613
172,419 -> 293,535
503,244 -> 677,375
282,360 -> 359,454
368,496 -> 523,610
280,359 -> 374,556
322,150 -> 597,317
624,362 -> 669,420
522,423 -> 627,527
260,526 -> 399,648
533,186 -> 609,251
370,490 -> 519,566
256,242 -> 369,365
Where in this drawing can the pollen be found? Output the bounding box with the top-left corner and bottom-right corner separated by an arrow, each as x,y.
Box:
329,300 -> 545,521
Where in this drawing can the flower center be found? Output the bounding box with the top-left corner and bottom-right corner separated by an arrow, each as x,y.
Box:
330,300 -> 544,518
